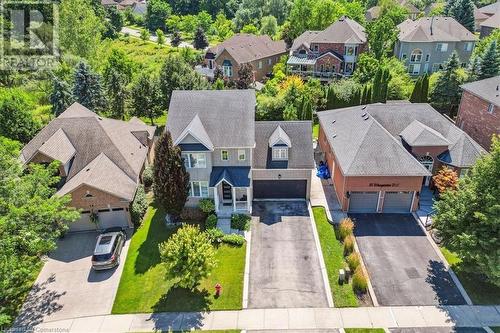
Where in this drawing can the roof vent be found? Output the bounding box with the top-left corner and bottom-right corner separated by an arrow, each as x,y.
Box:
362,114 -> 370,120
361,112 -> 367,117
332,120 -> 336,124
332,134 -> 337,139
361,105 -> 367,110
98,117 -> 103,120
86,168 -> 90,172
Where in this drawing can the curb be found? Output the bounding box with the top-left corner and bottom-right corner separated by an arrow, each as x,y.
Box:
308,202 -> 335,307
242,228 -> 252,309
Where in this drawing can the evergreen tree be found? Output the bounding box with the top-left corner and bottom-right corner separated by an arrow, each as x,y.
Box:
130,73 -> 163,125
73,62 -> 106,111
380,68 -> 391,103
468,56 -> 482,82
140,29 -> 150,42
50,77 -> 73,116
156,29 -> 165,47
153,131 -> 190,222
193,27 -> 209,50
446,0 -> 475,32
430,51 -> 463,115
326,85 -> 337,109
351,88 -> 361,106
410,76 -> 422,103
106,69 -> 127,119
366,85 -> 372,104
421,74 -> 429,103
302,98 -> 312,120
479,41 -> 500,80
171,30 -> 182,47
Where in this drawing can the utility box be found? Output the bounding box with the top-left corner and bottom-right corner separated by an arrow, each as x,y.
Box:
339,269 -> 345,284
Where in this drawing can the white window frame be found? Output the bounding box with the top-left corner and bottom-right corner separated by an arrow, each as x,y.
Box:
268,58 -> 272,65
410,49 -> 423,62
223,65 -> 233,77
181,153 -> 206,168
464,42 -> 473,51
258,61 -> 263,69
409,63 -> 421,75
238,149 -> 246,161
272,147 -> 288,160
221,150 -> 229,161
190,181 -> 209,198
487,103 -> 494,114
436,43 -> 448,52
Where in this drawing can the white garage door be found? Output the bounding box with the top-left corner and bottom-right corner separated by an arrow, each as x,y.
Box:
67,209 -> 129,232
68,212 -> 96,232
348,192 -> 379,213
383,191 -> 414,213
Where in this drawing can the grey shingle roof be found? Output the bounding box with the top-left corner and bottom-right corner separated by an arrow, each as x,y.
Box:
318,107 -> 430,176
21,102 -> 155,200
209,167 -> 251,187
478,1 -> 500,15
461,76 -> 500,107
397,17 -> 477,42
37,128 -> 76,164
290,31 -> 321,51
481,11 -> 500,28
253,121 -> 314,169
400,120 -> 450,146
207,34 -> 287,64
167,90 -> 256,148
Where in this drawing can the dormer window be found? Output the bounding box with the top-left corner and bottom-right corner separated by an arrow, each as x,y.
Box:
272,147 -> 288,160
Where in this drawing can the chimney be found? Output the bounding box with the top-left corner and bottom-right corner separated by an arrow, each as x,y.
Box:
430,16 -> 434,35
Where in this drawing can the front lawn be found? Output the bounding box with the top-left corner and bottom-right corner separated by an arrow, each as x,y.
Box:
112,203 -> 246,313
312,206 -> 358,307
440,247 -> 500,304
344,329 -> 385,333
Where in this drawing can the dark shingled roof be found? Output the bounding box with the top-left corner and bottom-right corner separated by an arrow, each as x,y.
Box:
461,75 -> 500,107
209,167 -> 251,187
253,121 -> 315,169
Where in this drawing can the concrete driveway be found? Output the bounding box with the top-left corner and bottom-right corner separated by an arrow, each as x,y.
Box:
248,201 -> 328,308
15,231 -> 130,326
351,214 -> 465,306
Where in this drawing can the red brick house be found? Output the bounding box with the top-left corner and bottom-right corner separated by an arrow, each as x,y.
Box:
317,102 -> 485,213
457,76 -> 500,151
286,16 -> 367,80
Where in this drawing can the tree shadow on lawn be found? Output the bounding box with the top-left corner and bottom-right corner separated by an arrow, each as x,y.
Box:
134,204 -> 177,274
426,260 -> 467,305
152,287 -> 212,313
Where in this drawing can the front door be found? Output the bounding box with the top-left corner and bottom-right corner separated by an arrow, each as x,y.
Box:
222,181 -> 232,204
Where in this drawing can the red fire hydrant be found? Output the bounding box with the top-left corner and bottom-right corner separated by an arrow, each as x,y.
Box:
215,283 -> 222,297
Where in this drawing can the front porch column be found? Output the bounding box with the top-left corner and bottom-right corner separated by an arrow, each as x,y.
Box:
213,186 -> 219,213
232,187 -> 236,211
247,187 -> 251,213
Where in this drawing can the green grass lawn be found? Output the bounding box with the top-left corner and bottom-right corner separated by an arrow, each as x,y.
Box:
344,329 -> 385,333
112,203 -> 246,313
490,328 -> 500,333
312,206 -> 358,307
312,123 -> 319,140
440,247 -> 500,304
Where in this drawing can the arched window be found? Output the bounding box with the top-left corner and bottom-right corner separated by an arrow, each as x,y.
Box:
410,49 -> 423,62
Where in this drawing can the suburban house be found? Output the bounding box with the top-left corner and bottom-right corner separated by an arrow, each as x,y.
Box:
20,103 -> 155,232
480,12 -> 500,37
317,102 -> 485,213
478,1 -> 500,16
457,76 -> 500,151
101,0 -> 145,10
286,16 -> 367,80
395,17 -> 477,75
196,34 -> 287,82
366,0 -> 419,21
166,90 -> 314,215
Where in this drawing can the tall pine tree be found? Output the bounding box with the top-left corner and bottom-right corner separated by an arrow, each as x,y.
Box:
73,62 -> 106,111
50,77 -> 73,116
153,131 -> 190,222
193,26 -> 209,50
421,73 -> 429,103
106,69 -> 127,119
410,76 -> 422,103
430,51 -> 463,115
479,41 -> 500,80
445,0 -> 475,32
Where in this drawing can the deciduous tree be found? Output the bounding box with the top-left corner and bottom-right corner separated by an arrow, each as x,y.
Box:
0,89 -> 41,143
433,166 -> 459,194
236,63 -> 254,89
130,73 -> 163,125
146,0 -> 171,31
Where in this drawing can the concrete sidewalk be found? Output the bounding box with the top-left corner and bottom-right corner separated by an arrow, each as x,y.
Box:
27,305 -> 500,332
310,173 -> 347,223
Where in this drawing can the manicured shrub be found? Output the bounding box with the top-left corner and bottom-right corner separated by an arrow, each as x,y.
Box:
221,234 -> 245,246
205,214 -> 217,230
346,252 -> 361,272
142,165 -> 154,188
231,213 -> 251,231
205,228 -> 224,244
343,235 -> 354,256
131,185 -> 148,227
199,198 -> 215,214
339,217 -> 354,240
352,267 -> 368,293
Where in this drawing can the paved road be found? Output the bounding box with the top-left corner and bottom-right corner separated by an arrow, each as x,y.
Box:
121,27 -> 194,48
351,214 -> 466,306
15,231 -> 130,326
248,201 -> 329,308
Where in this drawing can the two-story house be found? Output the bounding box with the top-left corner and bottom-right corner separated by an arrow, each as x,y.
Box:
286,16 -> 367,80
196,34 -> 288,82
457,76 -> 500,151
166,90 -> 314,216
395,17 -> 477,75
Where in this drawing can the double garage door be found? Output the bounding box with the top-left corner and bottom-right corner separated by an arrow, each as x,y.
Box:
348,191 -> 414,213
68,209 -> 130,232
253,180 -> 307,199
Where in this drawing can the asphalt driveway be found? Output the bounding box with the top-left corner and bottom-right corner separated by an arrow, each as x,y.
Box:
351,214 -> 465,306
248,201 -> 328,308
15,231 -> 130,326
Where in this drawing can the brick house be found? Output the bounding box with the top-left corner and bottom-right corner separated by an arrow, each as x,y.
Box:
21,103 -> 155,232
317,102 -> 484,213
196,34 -> 287,82
286,16 -> 367,80
457,76 -> 500,151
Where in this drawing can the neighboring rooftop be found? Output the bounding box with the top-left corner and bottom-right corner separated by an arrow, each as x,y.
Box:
461,76 -> 500,107
397,16 -> 477,42
480,11 -> 500,28
207,34 -> 287,64
366,0 -> 419,21
253,121 -> 315,170
399,120 -> 450,147
167,90 -> 256,148
22,102 -> 155,200
478,1 -> 500,15
291,16 -> 366,50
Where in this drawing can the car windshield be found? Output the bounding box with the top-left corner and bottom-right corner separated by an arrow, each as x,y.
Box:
99,235 -> 113,245
92,253 -> 112,261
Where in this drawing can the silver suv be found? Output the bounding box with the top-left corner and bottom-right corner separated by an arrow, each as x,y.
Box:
91,228 -> 126,270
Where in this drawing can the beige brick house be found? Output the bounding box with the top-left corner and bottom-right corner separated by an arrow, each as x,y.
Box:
21,103 -> 155,232
196,34 -> 288,82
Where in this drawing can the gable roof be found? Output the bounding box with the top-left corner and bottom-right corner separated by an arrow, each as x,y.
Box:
478,1 -> 500,15
21,102 -> 155,200
269,125 -> 292,147
174,114 -> 214,150
398,17 -> 477,42
254,121 -> 314,169
481,11 -> 500,28
207,34 -> 287,64
167,90 -> 256,148
400,120 -> 450,146
461,76 -> 500,107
